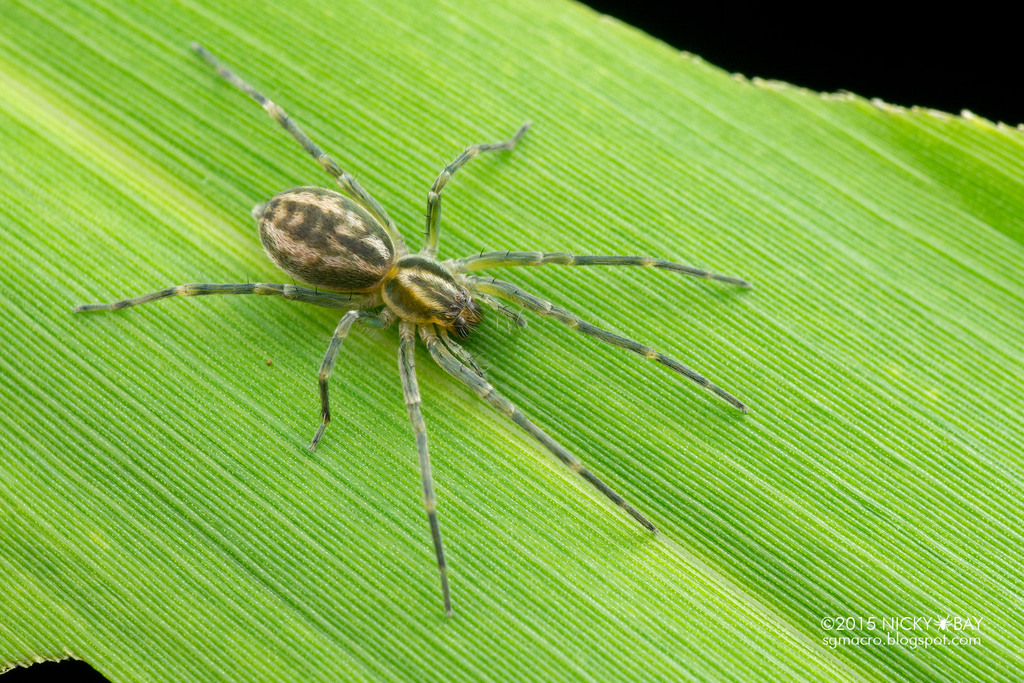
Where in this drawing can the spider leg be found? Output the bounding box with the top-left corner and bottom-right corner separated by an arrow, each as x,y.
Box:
310,309 -> 393,450
438,327 -> 485,380
420,324 -> 656,533
73,283 -> 375,313
399,321 -> 452,616
421,123 -> 529,258
448,251 -> 751,288
472,291 -> 529,329
190,43 -> 408,255
468,276 -> 748,413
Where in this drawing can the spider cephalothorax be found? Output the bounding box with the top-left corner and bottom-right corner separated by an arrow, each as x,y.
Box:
74,44 -> 753,617
380,256 -> 482,338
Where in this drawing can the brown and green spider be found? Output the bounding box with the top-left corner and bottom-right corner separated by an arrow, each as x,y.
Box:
73,43 -> 752,617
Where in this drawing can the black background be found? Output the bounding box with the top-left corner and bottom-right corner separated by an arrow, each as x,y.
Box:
5,3 -> 1018,683
584,1 -> 1022,126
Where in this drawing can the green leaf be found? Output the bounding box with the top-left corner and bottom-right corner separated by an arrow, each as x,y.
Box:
1,0 -> 1021,680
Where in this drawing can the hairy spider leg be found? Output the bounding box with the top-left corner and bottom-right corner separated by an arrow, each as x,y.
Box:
420,325 -> 656,532
310,309 -> 394,450
398,321 -> 452,616
471,290 -> 529,329
468,276 -> 748,413
191,43 -> 408,255
449,251 -> 752,289
421,123 -> 530,258
73,283 -> 375,313
438,327 -> 485,380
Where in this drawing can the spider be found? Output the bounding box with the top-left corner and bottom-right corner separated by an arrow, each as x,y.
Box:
73,43 -> 752,617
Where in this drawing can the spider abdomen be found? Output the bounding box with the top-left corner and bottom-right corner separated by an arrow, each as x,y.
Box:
254,186 -> 395,292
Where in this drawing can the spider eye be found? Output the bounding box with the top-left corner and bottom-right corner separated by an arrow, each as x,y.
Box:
449,298 -> 483,339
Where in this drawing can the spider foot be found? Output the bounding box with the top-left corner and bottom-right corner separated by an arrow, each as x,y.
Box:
309,420 -> 328,451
